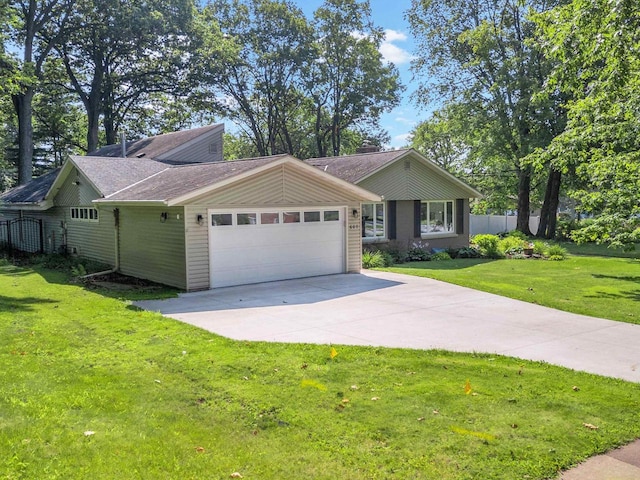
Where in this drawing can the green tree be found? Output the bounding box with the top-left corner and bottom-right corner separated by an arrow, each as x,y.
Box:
407,0 -> 565,235
55,0 -> 196,153
195,0 -> 314,157
534,0 -> 640,247
308,0 -> 401,157
8,0 -> 75,184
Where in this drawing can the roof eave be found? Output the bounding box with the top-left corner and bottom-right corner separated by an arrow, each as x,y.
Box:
93,199 -> 169,206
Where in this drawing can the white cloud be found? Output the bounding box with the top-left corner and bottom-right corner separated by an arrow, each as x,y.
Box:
390,133 -> 412,148
394,116 -> 417,126
381,29 -> 414,65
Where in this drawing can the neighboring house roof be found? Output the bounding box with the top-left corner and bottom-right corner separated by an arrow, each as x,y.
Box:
89,124 -> 223,161
305,148 -> 482,198
0,169 -> 60,206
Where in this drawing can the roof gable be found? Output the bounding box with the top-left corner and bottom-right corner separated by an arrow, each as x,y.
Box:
305,149 -> 481,199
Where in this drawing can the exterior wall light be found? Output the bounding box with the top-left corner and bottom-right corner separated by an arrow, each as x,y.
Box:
196,214 -> 204,226
160,212 -> 168,223
352,208 -> 359,218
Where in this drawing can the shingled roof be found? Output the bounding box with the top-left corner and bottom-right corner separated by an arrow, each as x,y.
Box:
304,149 -> 410,183
71,156 -> 169,197
0,169 -> 60,205
89,124 -> 222,160
98,155 -> 288,203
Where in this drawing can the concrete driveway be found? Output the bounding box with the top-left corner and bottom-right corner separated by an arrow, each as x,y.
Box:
135,270 -> 640,383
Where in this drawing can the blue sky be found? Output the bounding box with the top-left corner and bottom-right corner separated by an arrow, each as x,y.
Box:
293,0 -> 420,149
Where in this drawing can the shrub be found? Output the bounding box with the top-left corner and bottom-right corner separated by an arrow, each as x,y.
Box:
406,246 -> 430,261
545,244 -> 569,261
499,236 -> 527,255
472,234 -> 504,258
453,246 -> 482,259
506,230 -> 528,240
532,240 -> 547,255
362,250 -> 394,268
430,251 -> 452,261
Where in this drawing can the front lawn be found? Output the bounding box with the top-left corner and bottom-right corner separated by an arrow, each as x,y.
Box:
1,262 -> 640,479
382,248 -> 639,325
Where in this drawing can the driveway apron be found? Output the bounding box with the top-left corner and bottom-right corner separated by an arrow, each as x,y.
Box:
135,270 -> 640,383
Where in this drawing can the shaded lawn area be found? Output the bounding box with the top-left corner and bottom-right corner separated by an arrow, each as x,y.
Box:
1,263 -> 640,479
382,252 -> 640,325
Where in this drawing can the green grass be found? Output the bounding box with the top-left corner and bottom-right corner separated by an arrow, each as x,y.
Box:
383,246 -> 640,325
1,264 -> 640,479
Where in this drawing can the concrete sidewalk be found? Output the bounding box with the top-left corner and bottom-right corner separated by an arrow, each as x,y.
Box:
136,270 -> 640,383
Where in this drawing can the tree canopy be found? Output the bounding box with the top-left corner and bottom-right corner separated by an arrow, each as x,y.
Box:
532,0 -> 640,247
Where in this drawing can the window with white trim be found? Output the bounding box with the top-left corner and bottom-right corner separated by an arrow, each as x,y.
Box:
420,201 -> 454,235
70,207 -> 99,222
362,202 -> 385,238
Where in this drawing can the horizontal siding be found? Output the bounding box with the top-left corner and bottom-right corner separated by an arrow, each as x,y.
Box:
118,206 -> 187,289
64,206 -> 115,265
347,203 -> 362,273
284,167 -> 359,204
184,205 -> 210,291
359,156 -> 472,201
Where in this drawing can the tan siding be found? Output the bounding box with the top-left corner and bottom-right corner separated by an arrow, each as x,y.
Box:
359,157 -> 473,201
187,164 -> 357,207
347,204 -> 362,273
184,205 -> 210,290
118,206 -> 187,289
157,128 -> 224,164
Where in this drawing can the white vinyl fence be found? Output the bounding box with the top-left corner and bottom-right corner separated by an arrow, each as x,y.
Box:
470,215 -> 540,236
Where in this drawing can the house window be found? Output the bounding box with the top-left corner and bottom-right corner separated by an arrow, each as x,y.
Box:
420,201 -> 454,235
362,202 -> 385,238
70,207 -> 99,222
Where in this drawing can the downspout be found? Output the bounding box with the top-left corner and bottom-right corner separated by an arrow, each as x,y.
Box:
79,207 -> 120,279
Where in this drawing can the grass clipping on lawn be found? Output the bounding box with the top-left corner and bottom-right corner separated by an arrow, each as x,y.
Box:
1,264 -> 639,480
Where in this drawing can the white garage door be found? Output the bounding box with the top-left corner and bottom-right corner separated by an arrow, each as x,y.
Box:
208,207 -> 345,288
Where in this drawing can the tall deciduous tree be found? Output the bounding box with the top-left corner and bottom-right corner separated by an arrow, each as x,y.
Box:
9,0 -> 74,184
308,0 -> 401,157
407,0 -> 565,235
55,0 -> 195,153
195,0 -> 314,157
533,0 -> 640,247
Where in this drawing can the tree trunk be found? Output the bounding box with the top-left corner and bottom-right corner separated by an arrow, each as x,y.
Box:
13,89 -> 35,185
536,168 -> 562,239
516,165 -> 532,235
545,169 -> 561,239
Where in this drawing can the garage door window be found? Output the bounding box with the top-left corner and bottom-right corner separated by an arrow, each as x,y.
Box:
237,213 -> 257,225
324,210 -> 340,222
304,211 -> 321,222
283,212 -> 300,223
212,213 -> 232,226
261,212 -> 280,224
